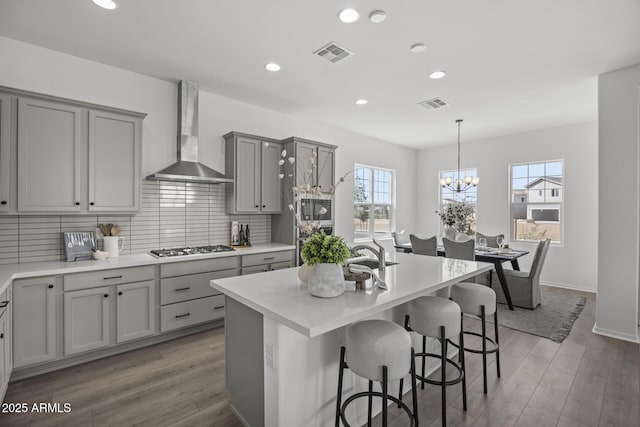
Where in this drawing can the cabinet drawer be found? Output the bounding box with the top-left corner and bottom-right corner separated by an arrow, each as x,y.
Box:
160,268 -> 238,305
270,261 -> 293,271
241,250 -> 294,267
160,257 -> 239,278
160,295 -> 225,332
64,266 -> 155,291
241,265 -> 268,276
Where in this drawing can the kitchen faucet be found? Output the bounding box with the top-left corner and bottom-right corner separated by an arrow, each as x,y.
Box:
350,239 -> 386,271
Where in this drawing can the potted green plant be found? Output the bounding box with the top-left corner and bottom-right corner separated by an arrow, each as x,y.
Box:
301,231 -> 351,297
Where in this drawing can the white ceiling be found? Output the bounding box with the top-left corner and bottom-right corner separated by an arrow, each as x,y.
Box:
1,0 -> 639,148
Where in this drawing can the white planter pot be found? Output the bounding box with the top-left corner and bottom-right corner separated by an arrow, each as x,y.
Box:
297,262 -> 313,288
308,263 -> 345,298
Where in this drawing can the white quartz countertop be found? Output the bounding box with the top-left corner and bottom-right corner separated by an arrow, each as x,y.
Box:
0,243 -> 295,293
210,252 -> 493,338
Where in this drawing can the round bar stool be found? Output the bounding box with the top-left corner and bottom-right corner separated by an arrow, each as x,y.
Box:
400,296 -> 466,427
335,320 -> 418,427
450,282 -> 501,394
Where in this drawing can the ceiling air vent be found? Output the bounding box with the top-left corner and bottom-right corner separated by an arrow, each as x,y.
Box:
417,97 -> 449,110
313,41 -> 354,63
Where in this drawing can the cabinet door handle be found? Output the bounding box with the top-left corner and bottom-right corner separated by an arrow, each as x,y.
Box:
263,257 -> 275,260
255,205 -> 259,208
48,284 -> 54,289
0,333 -> 3,339
118,291 -> 123,296
0,301 -> 8,308
1,201 -> 6,205
262,205 -> 266,208
104,293 -> 109,298
174,287 -> 191,292
214,305 -> 225,310
75,202 -> 80,206
175,313 -> 191,319
103,275 -> 123,280
90,202 -> 95,206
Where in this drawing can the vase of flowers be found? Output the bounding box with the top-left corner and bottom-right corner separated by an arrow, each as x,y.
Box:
301,231 -> 351,298
436,201 -> 475,239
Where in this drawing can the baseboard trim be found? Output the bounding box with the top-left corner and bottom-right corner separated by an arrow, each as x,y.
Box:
541,281 -> 596,294
11,319 -> 224,382
592,323 -> 640,343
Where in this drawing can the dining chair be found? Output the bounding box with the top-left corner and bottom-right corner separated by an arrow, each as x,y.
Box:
475,232 -> 505,248
492,238 -> 551,309
392,230 -> 411,252
409,234 -> 437,256
442,237 -> 475,261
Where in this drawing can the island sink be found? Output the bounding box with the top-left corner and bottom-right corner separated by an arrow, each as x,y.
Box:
349,259 -> 398,269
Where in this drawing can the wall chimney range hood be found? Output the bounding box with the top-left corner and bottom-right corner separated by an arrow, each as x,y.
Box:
146,81 -> 233,184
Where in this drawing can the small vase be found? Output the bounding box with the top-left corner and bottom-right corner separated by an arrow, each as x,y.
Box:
455,232 -> 472,242
443,226 -> 456,241
308,263 -> 345,298
297,262 -> 312,288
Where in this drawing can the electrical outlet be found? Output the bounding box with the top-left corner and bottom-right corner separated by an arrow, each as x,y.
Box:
265,342 -> 276,368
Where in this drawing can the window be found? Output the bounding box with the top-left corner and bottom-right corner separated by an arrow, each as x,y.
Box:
510,160 -> 563,243
439,168 -> 478,233
353,164 -> 395,241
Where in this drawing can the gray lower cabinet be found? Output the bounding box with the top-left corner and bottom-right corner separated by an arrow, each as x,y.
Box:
241,250 -> 295,275
159,257 -> 239,332
0,94 -> 11,212
0,285 -> 12,402
17,97 -> 83,212
64,286 -> 111,356
63,266 -> 157,356
13,276 -> 57,368
116,281 -> 156,343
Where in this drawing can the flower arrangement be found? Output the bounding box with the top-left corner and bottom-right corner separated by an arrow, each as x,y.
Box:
435,201 -> 475,233
300,231 -> 351,265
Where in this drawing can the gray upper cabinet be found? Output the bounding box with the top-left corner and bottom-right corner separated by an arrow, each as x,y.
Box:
89,110 -> 141,212
18,97 -> 83,212
317,146 -> 335,193
224,132 -> 282,214
0,95 -> 11,212
288,138 -> 336,194
1,86 -> 145,214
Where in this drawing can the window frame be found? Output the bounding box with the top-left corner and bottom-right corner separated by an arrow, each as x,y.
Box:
508,159 -> 564,245
353,163 -> 396,242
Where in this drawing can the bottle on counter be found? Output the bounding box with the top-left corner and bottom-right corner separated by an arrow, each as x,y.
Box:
239,224 -> 245,246
245,225 -> 251,246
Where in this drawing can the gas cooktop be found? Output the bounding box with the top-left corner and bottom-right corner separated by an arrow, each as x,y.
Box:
149,245 -> 235,258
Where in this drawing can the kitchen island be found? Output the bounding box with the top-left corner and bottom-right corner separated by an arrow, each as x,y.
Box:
210,251 -> 493,427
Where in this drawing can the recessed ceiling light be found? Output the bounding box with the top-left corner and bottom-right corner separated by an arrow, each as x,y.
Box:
338,8 -> 360,23
369,10 -> 386,23
409,43 -> 426,53
429,70 -> 447,79
355,99 -> 368,105
265,62 -> 281,72
92,0 -> 117,10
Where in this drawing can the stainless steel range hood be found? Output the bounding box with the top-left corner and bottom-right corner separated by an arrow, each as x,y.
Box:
146,81 -> 233,184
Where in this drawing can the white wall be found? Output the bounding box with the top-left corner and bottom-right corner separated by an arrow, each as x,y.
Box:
0,36 -> 417,242
596,62 -> 640,343
416,122 -> 598,292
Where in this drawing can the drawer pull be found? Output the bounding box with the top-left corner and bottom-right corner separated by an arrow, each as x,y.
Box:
214,305 -> 225,310
48,284 -> 54,289
175,313 -> 191,319
103,275 -> 123,280
174,287 -> 191,292
263,257 -> 275,260
0,301 -> 8,308
103,293 -> 109,298
0,333 -> 3,339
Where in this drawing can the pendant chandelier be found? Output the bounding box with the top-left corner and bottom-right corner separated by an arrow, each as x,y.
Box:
440,119 -> 479,193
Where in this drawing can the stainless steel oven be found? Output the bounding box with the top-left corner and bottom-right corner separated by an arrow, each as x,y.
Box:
298,196 -> 333,225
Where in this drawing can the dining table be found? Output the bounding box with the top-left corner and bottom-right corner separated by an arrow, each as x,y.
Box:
394,243 -> 529,310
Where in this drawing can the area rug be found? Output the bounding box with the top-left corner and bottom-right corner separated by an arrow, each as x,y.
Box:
491,285 -> 587,343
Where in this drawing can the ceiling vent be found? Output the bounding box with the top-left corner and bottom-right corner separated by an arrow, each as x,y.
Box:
313,41 -> 354,63
417,97 -> 449,110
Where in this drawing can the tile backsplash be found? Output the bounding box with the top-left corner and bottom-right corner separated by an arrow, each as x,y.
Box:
0,181 -> 271,265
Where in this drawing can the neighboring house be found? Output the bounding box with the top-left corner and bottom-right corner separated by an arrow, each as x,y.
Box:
525,177 -> 562,222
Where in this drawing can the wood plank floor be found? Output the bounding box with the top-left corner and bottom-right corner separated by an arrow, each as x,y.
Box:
0,289 -> 638,427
